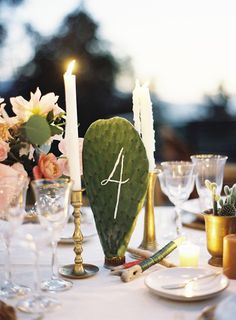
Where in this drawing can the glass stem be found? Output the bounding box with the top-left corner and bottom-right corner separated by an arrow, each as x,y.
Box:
51,241 -> 58,280
5,240 -> 13,284
175,206 -> 183,236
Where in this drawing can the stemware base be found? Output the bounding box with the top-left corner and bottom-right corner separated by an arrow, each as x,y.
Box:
59,263 -> 99,279
41,278 -> 72,292
17,294 -> 61,314
0,281 -> 31,299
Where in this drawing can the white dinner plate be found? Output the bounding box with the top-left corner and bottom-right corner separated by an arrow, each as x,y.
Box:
145,267 -> 229,302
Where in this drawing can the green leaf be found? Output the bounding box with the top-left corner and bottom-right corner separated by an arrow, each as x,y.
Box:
46,110 -> 54,123
50,124 -> 63,136
24,115 -> 51,146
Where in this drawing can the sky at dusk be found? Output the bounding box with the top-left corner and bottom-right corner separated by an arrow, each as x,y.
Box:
1,0 -> 236,104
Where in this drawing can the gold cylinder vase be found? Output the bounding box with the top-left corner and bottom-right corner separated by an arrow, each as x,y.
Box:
139,171 -> 158,252
204,212 -> 236,267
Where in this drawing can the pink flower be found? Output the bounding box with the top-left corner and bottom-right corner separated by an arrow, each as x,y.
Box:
10,87 -> 64,122
0,163 -> 26,214
57,158 -> 70,176
58,138 -> 67,155
58,138 -> 83,176
0,140 -> 10,161
0,163 -> 18,177
11,162 -> 28,179
33,153 -> 62,180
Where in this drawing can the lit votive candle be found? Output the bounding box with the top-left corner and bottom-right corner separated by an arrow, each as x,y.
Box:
178,242 -> 200,267
223,234 -> 236,279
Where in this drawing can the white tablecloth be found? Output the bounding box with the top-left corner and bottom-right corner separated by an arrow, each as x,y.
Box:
1,207 -> 236,320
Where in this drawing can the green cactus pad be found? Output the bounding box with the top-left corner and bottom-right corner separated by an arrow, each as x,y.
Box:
218,184 -> 236,216
83,117 -> 149,261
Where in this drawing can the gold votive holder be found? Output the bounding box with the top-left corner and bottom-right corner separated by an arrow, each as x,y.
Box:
59,189 -> 99,279
204,212 -> 236,267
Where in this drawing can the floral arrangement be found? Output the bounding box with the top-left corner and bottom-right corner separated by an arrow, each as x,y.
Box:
0,88 -> 67,180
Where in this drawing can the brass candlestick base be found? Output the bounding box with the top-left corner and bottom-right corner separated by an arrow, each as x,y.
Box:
138,171 -> 158,253
59,190 -> 99,279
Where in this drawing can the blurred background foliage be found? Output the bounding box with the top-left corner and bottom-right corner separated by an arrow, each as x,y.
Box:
1,0 -> 236,163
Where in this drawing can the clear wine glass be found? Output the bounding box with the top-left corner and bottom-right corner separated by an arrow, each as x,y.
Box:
16,223 -> 60,314
0,174 -> 31,299
191,154 -> 228,211
31,179 -> 73,292
160,161 -> 195,236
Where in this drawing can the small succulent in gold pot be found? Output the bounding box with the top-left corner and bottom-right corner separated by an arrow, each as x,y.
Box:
204,181 -> 236,267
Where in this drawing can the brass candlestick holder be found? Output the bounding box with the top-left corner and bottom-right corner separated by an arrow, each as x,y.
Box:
59,190 -> 99,279
138,170 -> 158,252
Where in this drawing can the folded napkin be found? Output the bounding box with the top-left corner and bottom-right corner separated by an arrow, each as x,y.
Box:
0,300 -> 16,320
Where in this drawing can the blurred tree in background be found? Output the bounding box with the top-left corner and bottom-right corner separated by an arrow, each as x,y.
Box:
2,1 -> 235,163
203,84 -> 231,121
0,0 -> 24,45
0,2 -> 133,136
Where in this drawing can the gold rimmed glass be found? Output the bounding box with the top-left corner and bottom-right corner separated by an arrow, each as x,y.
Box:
31,179 -> 73,292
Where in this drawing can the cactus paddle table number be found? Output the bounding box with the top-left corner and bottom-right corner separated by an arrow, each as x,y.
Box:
83,117 -> 149,267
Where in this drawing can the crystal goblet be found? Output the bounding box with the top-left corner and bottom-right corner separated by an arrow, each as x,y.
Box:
0,174 -> 31,299
191,154 -> 228,211
16,223 -> 60,314
160,161 -> 195,236
31,179 -> 73,292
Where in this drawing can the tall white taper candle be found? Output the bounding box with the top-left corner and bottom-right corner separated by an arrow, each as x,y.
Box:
64,60 -> 81,190
132,81 -> 155,171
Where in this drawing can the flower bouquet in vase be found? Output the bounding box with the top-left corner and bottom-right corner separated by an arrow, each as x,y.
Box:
0,88 -> 69,207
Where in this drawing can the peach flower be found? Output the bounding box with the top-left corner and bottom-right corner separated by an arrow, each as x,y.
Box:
33,153 -> 62,180
0,140 -> 10,161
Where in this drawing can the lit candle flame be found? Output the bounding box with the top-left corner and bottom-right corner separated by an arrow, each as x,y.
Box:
65,60 -> 75,75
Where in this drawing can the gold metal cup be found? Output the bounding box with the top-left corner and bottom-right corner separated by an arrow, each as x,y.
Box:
138,171 -> 158,252
204,212 -> 236,267
59,190 -> 99,279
